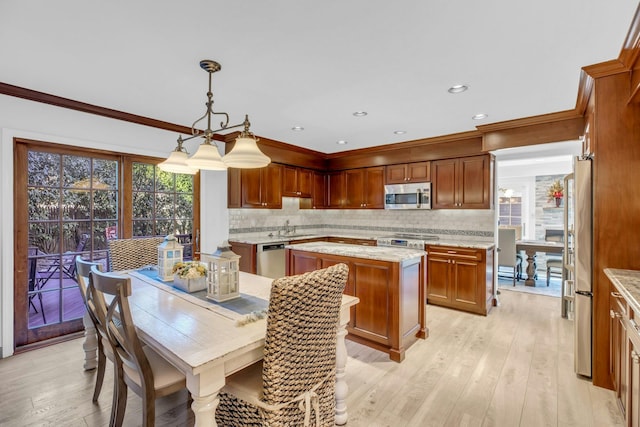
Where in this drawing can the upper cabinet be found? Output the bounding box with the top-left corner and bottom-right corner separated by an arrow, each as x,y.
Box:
345,166 -> 384,209
300,171 -> 326,209
282,166 -> 312,198
326,171 -> 346,208
431,155 -> 492,209
227,163 -> 283,209
385,162 -> 431,184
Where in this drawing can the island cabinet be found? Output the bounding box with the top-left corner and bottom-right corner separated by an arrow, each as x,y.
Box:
326,236 -> 376,246
282,166 -> 312,198
385,161 -> 431,184
228,241 -> 257,274
426,245 -> 494,315
431,155 -> 492,209
227,163 -> 283,208
286,243 -> 427,362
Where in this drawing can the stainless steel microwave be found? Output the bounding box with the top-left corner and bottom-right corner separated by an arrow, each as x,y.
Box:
384,182 -> 431,209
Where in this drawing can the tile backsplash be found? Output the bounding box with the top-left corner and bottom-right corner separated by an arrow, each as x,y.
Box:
229,197 -> 495,241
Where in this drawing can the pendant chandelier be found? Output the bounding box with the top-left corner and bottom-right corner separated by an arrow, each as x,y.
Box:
158,60 -> 270,174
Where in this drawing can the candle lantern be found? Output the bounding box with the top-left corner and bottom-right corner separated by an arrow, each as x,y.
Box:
157,234 -> 183,281
203,242 -> 241,302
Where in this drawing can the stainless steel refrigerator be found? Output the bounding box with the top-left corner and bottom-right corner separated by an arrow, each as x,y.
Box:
572,156 -> 593,377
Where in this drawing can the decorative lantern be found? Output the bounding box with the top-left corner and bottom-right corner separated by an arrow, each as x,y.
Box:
203,242 -> 241,302
157,234 -> 183,281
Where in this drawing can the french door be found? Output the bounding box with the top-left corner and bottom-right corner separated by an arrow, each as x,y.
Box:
13,139 -> 199,349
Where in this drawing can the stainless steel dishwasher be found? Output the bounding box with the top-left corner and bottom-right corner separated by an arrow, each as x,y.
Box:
256,242 -> 286,279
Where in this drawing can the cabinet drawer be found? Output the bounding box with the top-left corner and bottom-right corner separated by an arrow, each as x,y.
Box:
427,246 -> 483,261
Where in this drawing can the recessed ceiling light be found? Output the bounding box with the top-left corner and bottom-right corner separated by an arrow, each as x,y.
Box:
291,126 -> 304,131
472,113 -> 488,120
448,84 -> 469,94
393,130 -> 407,135
336,140 -> 348,145
353,111 -> 368,117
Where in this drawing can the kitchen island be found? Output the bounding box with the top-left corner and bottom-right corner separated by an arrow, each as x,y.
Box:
285,242 -> 427,362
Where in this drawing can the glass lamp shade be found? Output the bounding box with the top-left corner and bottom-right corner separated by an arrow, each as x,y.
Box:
158,151 -> 198,175
222,136 -> 270,169
185,142 -> 228,170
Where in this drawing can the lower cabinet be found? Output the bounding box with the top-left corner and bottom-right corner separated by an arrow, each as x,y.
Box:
228,241 -> 257,274
286,248 -> 427,362
426,245 -> 494,315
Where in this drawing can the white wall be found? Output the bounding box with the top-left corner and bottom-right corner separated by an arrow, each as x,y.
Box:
0,95 -> 229,357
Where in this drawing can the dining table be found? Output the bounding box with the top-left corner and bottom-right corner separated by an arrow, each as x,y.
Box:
81,269 -> 359,427
516,240 -> 564,286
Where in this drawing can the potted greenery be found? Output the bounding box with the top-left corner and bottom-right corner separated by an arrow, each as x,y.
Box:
172,261 -> 207,293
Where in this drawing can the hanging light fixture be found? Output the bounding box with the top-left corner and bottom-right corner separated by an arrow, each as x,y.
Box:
158,60 -> 270,174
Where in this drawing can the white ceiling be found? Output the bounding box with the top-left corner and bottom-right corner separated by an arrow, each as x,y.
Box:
0,1 -> 637,155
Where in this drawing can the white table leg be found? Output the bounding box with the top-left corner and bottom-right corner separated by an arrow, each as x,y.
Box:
82,311 -> 98,370
335,307 -> 350,425
191,393 -> 219,427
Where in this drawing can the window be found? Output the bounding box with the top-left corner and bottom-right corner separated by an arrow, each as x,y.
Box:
499,194 -> 522,226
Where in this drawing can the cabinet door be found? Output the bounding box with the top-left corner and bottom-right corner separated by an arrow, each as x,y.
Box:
407,161 -> 431,183
240,168 -> 264,208
364,167 -> 385,208
327,171 -> 345,208
629,332 -> 640,427
262,163 -> 282,208
282,165 -> 299,197
459,156 -> 490,209
385,164 -> 408,184
297,168 -> 312,197
431,158 -> 458,209
451,258 -> 483,313
229,241 -> 256,274
311,171 -> 326,208
427,255 -> 451,303
351,261 -> 392,345
227,167 -> 241,208
345,169 -> 365,208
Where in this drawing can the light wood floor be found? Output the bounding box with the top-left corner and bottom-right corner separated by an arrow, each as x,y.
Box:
0,290 -> 625,426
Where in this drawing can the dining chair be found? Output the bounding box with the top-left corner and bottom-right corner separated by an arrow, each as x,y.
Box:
89,266 -> 186,427
107,237 -> 165,271
545,229 -> 564,286
215,263 -> 349,427
75,257 -> 111,403
498,228 -> 520,286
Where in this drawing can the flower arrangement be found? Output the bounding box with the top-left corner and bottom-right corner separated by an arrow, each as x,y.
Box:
547,179 -> 564,201
172,261 -> 207,279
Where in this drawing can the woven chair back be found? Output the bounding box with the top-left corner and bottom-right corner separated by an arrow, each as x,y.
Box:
107,237 -> 164,271
262,262 -> 348,425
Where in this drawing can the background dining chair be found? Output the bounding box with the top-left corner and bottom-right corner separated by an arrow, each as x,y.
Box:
545,229 -> 564,286
75,257 -> 110,403
90,266 -> 186,427
498,228 -> 520,286
107,237 -> 165,271
215,263 -> 349,427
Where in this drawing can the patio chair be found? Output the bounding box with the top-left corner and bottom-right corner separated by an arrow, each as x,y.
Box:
215,263 -> 349,427
89,266 -> 186,427
107,237 -> 165,271
27,246 -> 46,323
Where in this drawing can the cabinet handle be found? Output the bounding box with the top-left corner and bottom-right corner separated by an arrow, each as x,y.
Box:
631,318 -> 640,332
610,309 -> 622,319
447,250 -> 457,254
633,351 -> 640,364
611,291 -> 623,299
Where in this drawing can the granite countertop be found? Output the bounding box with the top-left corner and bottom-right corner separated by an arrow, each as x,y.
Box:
229,232 -> 494,250
285,242 -> 426,263
604,268 -> 640,313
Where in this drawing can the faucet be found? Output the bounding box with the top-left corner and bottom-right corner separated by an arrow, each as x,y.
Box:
284,219 -> 291,235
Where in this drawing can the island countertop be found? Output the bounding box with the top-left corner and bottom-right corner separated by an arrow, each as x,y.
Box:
285,241 -> 426,263
604,268 -> 640,313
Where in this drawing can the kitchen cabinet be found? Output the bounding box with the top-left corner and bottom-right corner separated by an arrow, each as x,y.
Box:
610,290 -> 628,418
431,155 -> 492,209
227,163 -> 283,208
282,166 -> 312,197
228,241 -> 257,274
344,166 -> 385,209
426,245 -> 494,315
326,171 -> 346,208
286,245 -> 427,362
385,162 -> 431,184
300,171 -> 326,209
